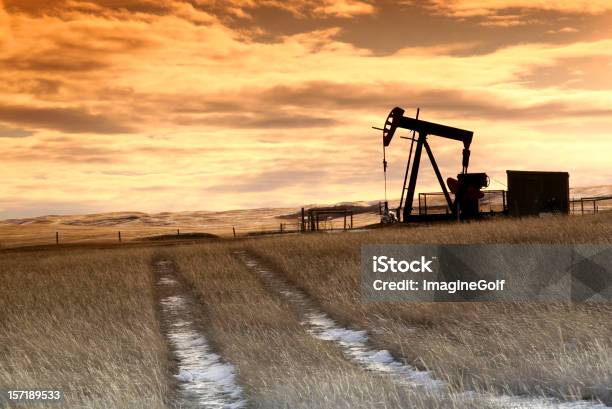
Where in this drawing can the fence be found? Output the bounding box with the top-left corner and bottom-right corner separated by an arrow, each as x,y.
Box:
304,208 -> 354,232
417,190 -> 507,215
13,219 -> 344,248
570,195 -> 612,215
241,222 -> 303,236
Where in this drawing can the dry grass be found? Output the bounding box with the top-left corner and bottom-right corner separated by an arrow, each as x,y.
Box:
243,214 -> 612,404
0,248 -> 170,409
163,243 -> 496,409
1,213 -> 610,408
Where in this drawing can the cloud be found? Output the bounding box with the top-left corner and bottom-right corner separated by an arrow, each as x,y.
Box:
2,56 -> 109,72
226,1 -> 612,56
4,143 -> 123,164
0,104 -> 136,134
207,169 -> 329,193
313,0 -> 375,17
172,112 -> 339,129
3,0 -> 175,16
0,0 -> 611,218
0,198 -> 103,219
423,0 -> 612,18
516,55 -> 612,90
4,136 -> 228,166
547,26 -> 580,34
4,0 -> 375,20
247,81 -> 612,121
100,170 -> 158,177
216,0 -> 376,19
0,124 -> 34,138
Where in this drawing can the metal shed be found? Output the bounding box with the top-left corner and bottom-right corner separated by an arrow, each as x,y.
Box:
506,170 -> 570,216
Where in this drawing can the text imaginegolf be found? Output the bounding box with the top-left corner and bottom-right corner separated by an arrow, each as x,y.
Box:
372,279 -> 506,293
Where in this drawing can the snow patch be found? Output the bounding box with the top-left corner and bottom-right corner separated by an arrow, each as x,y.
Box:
236,253 -> 443,391
158,276 -> 178,285
304,311 -> 444,389
236,252 -> 611,409
157,261 -> 246,408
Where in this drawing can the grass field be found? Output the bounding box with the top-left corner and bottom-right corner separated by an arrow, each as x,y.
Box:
244,213 -> 612,404
0,248 -> 170,409
161,244 -> 495,408
0,213 -> 610,408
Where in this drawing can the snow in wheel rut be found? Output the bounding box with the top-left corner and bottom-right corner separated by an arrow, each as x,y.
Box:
235,251 -> 610,409
155,260 -> 246,409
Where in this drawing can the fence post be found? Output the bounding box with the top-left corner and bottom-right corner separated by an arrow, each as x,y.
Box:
56,232 -> 59,245
232,226 -> 236,238
280,223 -> 283,234
177,228 -> 180,237
118,231 -> 122,242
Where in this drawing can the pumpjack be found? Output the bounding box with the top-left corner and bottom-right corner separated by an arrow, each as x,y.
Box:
377,107 -> 489,222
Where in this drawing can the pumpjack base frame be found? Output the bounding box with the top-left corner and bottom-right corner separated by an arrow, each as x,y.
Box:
403,210 -> 508,223
403,214 -> 456,223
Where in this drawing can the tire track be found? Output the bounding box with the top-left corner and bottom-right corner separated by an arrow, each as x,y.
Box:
155,259 -> 246,409
235,251 -> 609,409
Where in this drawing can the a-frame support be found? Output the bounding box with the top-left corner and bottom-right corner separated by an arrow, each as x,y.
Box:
402,132 -> 425,221
401,132 -> 454,221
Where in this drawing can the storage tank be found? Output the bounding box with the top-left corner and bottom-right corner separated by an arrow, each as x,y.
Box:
506,170 -> 569,216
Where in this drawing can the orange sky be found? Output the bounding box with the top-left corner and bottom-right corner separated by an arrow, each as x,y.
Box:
1,0 -> 611,218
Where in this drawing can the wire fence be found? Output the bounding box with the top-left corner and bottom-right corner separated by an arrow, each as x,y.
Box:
570,196 -> 612,215
0,217 -> 371,249
417,190 -> 507,215
5,196 -> 610,248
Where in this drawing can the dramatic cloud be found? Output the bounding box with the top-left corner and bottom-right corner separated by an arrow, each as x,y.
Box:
423,0 -> 612,17
208,169 -> 329,193
0,125 -> 33,138
0,105 -> 136,134
0,0 -> 611,218
313,0 -> 375,17
516,55 -> 612,89
248,81 -> 612,120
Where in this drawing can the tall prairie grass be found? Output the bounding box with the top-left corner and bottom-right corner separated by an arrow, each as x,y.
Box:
244,214 -> 612,404
0,248 -> 169,409
164,244 -> 495,409
1,213 -> 610,408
